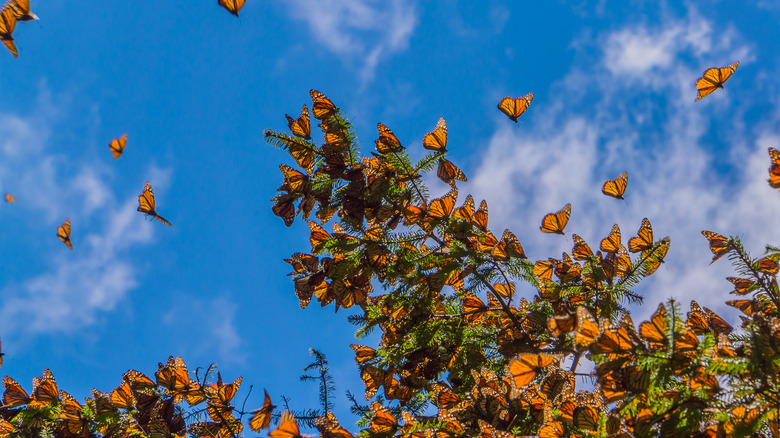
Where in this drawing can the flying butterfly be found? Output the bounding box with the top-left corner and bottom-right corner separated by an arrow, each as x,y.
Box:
3,0 -> 37,21
57,218 -> 73,250
695,61 -> 738,101
109,133 -> 127,159
497,92 -> 534,122
701,230 -> 730,263
310,89 -> 338,120
285,105 -> 311,140
422,117 -> 447,152
4,192 -> 14,202
0,7 -> 18,58
437,158 -> 467,186
601,171 -> 627,200
270,411 -> 303,438
138,181 -> 172,226
768,147 -> 780,188
571,234 -> 594,261
375,123 -> 403,154
218,0 -> 246,16
540,203 -> 571,235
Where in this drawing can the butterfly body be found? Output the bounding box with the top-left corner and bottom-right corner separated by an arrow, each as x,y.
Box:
137,181 -> 172,226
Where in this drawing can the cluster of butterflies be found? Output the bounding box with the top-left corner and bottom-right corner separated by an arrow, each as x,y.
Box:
0,356 -> 292,438
493,62 -> 738,125
41,134 -> 171,251
0,0 -> 36,58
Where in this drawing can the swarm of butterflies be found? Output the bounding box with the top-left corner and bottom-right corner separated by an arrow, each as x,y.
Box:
260,81 -> 780,438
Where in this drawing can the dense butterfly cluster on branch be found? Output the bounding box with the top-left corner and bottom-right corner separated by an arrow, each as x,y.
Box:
262,88 -> 780,437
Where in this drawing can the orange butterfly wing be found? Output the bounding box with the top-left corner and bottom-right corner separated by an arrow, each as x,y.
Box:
695,61 -> 738,101
427,188 -> 457,220
375,122 -> 403,154
768,147 -> 780,188
422,117 -> 447,152
436,158 -> 467,185
309,89 -> 338,120
285,105 -> 311,140
109,133 -> 127,159
57,218 -> 73,250
4,192 -> 14,202
540,203 -> 571,234
270,411 -> 302,438
628,218 -> 653,253
600,224 -> 621,253
701,230 -> 730,263
218,0 -> 246,16
0,8 -> 18,58
497,92 -> 534,122
601,171 -> 627,199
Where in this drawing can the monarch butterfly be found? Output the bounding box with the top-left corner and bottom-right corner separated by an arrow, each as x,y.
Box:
768,147 -> 780,188
310,89 -> 338,120
110,380 -> 135,410
628,218 -> 653,253
436,158 -> 467,186
590,314 -> 643,355
285,105 -> 311,140
314,413 -> 354,438
601,171 -> 627,199
533,258 -> 557,282
643,236 -> 669,276
4,192 -> 14,202
218,0 -> 245,16
270,411 -> 303,438
375,122 -> 403,154
600,224 -> 621,253
0,7 -> 17,58
452,194 -> 474,221
727,277 -> 756,296
427,188 -> 457,221
369,402 -> 398,434
4,0 -> 37,21
548,312 -> 577,336
31,369 -> 59,407
701,230 -> 731,263
575,306 -> 599,348
492,229 -> 526,260
109,133 -> 127,159
497,92 -> 533,122
422,117 -> 447,152
2,376 -> 30,407
272,194 -> 295,227
639,303 -> 667,349
540,203 -> 571,234
755,256 -> 779,275
350,344 -> 376,364
571,234 -> 594,261
57,218 -> 73,250
462,293 -> 488,324
506,353 -> 555,390
493,282 -> 514,300
137,181 -> 172,226
695,61 -> 738,101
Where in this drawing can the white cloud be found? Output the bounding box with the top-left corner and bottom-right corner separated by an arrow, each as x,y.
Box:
283,0 -> 419,82
468,6 -> 774,325
0,86 -> 169,338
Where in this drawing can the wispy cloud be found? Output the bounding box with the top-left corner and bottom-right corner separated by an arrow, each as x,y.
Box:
283,0 -> 419,82
468,5 -> 773,322
0,85 -> 170,339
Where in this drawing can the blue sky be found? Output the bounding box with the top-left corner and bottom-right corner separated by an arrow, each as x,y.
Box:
1,0 -> 780,431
